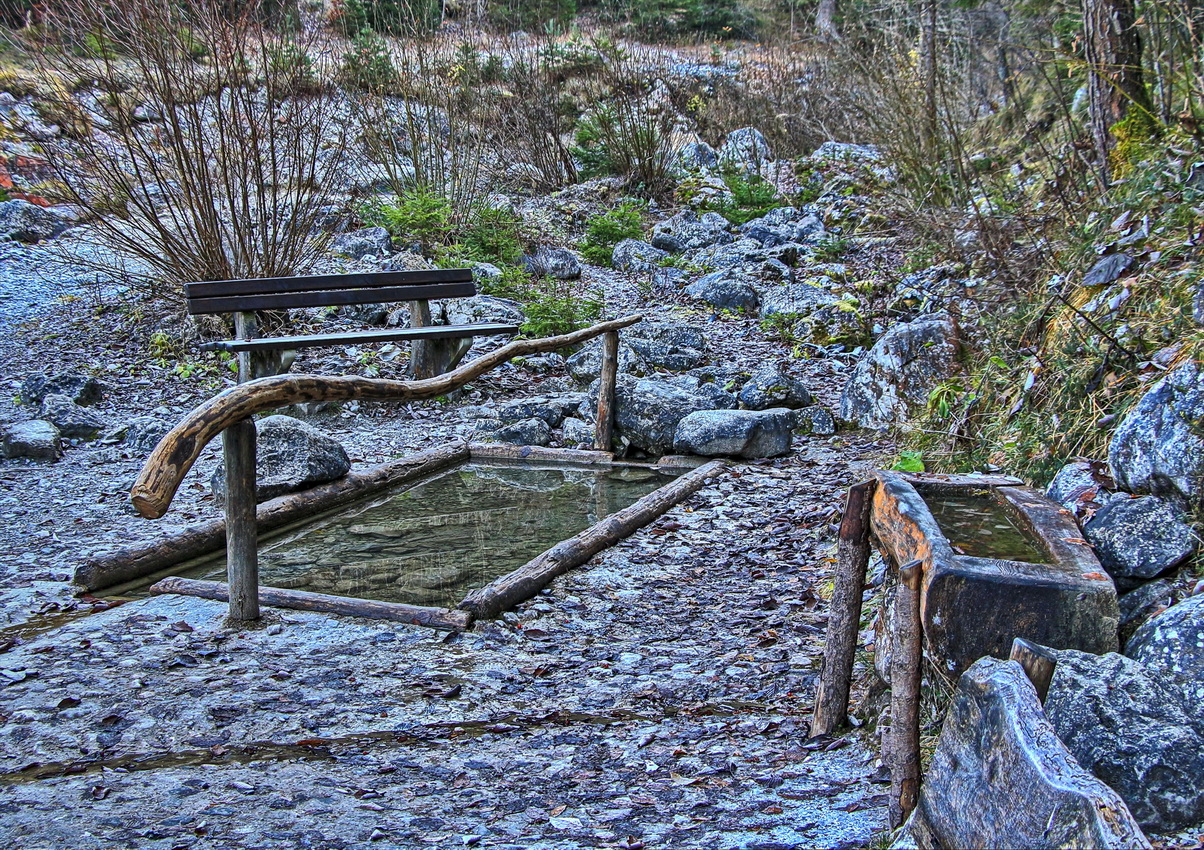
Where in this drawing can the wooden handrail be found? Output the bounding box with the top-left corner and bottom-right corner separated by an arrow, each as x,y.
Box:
131,314 -> 643,519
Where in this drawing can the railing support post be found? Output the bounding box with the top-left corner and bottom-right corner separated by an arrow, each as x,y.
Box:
594,330 -> 619,452
223,418 -> 259,621
888,558 -> 924,829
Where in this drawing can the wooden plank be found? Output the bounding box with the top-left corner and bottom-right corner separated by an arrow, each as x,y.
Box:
468,444 -> 613,464
149,577 -> 474,631
889,558 -> 924,829
223,419 -> 259,621
131,315 -> 643,519
1009,637 -> 1057,702
198,323 -> 520,353
810,479 -> 877,737
77,443 -> 470,591
459,459 -> 726,619
188,282 -> 478,315
184,268 -> 473,299
593,330 -> 619,452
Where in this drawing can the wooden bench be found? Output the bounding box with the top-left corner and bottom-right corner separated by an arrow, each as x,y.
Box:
185,268 -> 520,382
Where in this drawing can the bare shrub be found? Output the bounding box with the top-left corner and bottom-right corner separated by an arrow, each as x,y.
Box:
23,0 -> 344,296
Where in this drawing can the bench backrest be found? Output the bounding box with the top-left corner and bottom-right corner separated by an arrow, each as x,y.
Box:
184,269 -> 476,315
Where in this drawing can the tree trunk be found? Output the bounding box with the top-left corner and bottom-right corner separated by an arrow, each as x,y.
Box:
1083,0 -> 1153,179
921,0 -> 939,151
815,0 -> 839,40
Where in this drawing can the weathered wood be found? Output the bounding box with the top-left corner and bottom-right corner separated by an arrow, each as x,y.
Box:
467,443 -> 613,465
185,268 -> 472,300
460,459 -> 726,619
234,311 -> 256,385
149,577 -> 474,631
893,471 -> 1025,489
1009,637 -> 1057,703
223,419 -> 259,621
77,443 -> 469,591
131,315 -> 642,519
190,282 -> 479,315
810,479 -> 877,738
889,558 -> 924,829
199,323 -> 520,354
593,330 -> 619,452
893,657 -> 1151,850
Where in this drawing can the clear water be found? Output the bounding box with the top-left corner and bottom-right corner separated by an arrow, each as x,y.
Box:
923,492 -> 1050,564
177,462 -> 680,610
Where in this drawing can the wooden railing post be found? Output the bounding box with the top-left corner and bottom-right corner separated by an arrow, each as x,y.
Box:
223,418 -> 259,621
594,330 -> 619,452
811,479 -> 877,737
1010,637 -> 1057,702
888,558 -> 924,829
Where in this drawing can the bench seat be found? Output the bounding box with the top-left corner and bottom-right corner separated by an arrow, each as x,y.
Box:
197,322 -> 520,353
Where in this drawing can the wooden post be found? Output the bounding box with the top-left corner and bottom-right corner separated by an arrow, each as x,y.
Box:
1010,637 -> 1057,703
223,418 -> 259,621
889,558 -> 924,829
234,311 -> 257,385
811,479 -> 876,737
594,330 -> 619,452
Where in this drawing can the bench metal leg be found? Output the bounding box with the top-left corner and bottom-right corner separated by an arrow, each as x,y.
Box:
223,418 -> 259,621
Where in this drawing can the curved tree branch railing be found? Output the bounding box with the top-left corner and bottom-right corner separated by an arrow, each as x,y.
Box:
132,314 -> 642,520
130,313 -> 642,622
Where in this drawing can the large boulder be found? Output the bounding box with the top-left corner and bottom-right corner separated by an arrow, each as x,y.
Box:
625,323 -> 707,372
496,394 -> 585,428
40,393 -> 107,439
329,226 -> 392,260
650,210 -> 732,254
1109,360 -> 1204,510
895,656 -> 1150,850
1083,495 -> 1196,580
487,417 -> 553,447
1045,649 -> 1204,833
19,372 -> 106,406
839,312 -> 960,429
1126,593 -> 1204,686
684,272 -> 759,313
738,207 -> 825,247
606,374 -> 737,454
522,247 -> 581,280
760,282 -> 839,317
1118,579 -> 1174,645
0,420 -> 61,460
565,338 -> 647,383
719,127 -> 773,173
738,366 -> 812,410
0,199 -> 69,243
1045,457 -> 1116,517
99,416 -> 170,456
673,408 -> 793,458
611,239 -> 667,273
210,415 -> 351,503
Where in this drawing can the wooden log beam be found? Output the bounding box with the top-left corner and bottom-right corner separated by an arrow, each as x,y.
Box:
460,459 -> 726,620
149,577 -> 473,631
811,479 -> 877,737
77,443 -> 470,591
889,558 -> 925,830
594,330 -> 619,452
1009,637 -> 1058,703
468,443 -> 613,465
131,315 -> 643,519
223,419 -> 259,621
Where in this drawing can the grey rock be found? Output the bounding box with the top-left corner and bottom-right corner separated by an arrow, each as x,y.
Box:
719,127 -> 773,172
684,272 -> 759,313
678,141 -> 719,171
1083,253 -> 1134,287
1084,495 -> 1195,579
211,415 -> 351,503
39,394 -> 107,439
611,239 -> 667,273
650,210 -> 732,254
497,394 -> 585,428
1045,458 -> 1116,515
605,374 -> 737,454
381,250 -> 430,272
738,366 -> 812,410
896,656 -> 1150,850
810,141 -> 882,164
1109,360 -> 1204,510
523,247 -> 581,280
1118,579 -> 1174,646
1046,649 -> 1204,833
760,282 -> 838,317
739,207 -> 825,247
20,372 -> 106,406
99,416 -> 170,456
0,200 -> 69,243
797,303 -> 868,348
330,226 -> 392,260
792,405 -> 836,436
839,313 -> 960,429
566,338 -> 647,383
561,417 -> 593,447
625,323 -> 707,372
1127,593 -> 1204,688
0,419 -> 61,460
488,417 -> 553,447
469,262 -> 503,281
687,237 -> 777,273
442,295 -> 524,327
673,408 -> 793,459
